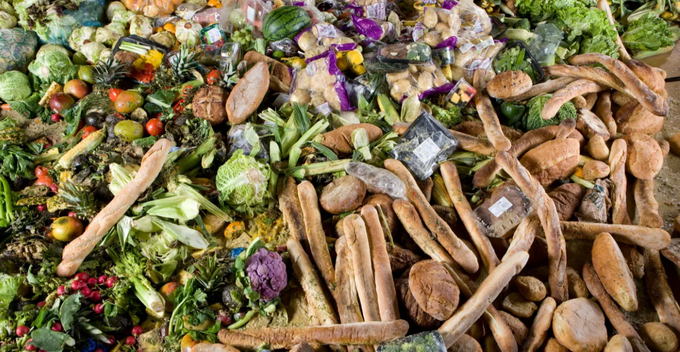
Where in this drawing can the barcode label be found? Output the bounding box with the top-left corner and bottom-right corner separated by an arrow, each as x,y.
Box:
489,197 -> 513,218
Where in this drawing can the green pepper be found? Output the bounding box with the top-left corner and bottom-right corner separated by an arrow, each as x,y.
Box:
272,50 -> 285,59
500,101 -> 526,126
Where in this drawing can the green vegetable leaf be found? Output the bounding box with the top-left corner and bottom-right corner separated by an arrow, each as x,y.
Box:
59,293 -> 81,331
309,141 -> 338,160
292,103 -> 310,135
133,136 -> 158,147
0,275 -> 23,310
621,14 -> 676,53
144,90 -> 176,114
29,328 -> 75,352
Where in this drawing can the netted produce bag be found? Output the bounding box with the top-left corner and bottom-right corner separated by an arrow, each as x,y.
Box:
385,62 -> 451,102
122,0 -> 183,17
290,44 -> 355,113
0,28 -> 37,74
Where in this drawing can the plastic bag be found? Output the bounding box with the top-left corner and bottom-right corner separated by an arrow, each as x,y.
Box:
121,0 -> 183,17
290,44 -> 354,112
385,62 -> 450,102
363,50 -> 409,74
390,112 -> 458,180
474,183 -> 533,238
527,23 -> 562,66
351,15 -> 396,44
378,42 -> 431,64
227,123 -> 270,160
296,23 -> 355,57
419,6 -> 459,48
575,179 -> 612,223
346,162 -> 407,200
0,28 -> 37,74
344,73 -> 386,108
222,0 -> 272,33
192,7 -> 221,27
455,0 -> 492,44
451,36 -> 504,81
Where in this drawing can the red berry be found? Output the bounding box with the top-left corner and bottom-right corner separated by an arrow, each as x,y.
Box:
16,325 -> 29,337
94,303 -> 104,314
51,114 -> 60,122
37,204 -> 47,212
43,142 -> 52,149
71,280 -> 83,291
125,336 -> 136,346
68,211 -> 77,218
51,322 -> 62,332
75,272 -> 89,281
25,340 -> 37,351
98,275 -> 108,284
87,277 -> 97,288
131,325 -> 143,336
89,290 -> 102,302
216,313 -> 233,326
37,301 -> 46,308
106,276 -> 118,288
57,285 -> 66,295
80,286 -> 92,297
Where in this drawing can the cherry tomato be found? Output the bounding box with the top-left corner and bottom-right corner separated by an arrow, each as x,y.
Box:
145,118 -> 164,136
81,126 -> 98,139
34,166 -> 49,178
108,88 -> 124,102
206,70 -> 221,84
125,336 -> 136,346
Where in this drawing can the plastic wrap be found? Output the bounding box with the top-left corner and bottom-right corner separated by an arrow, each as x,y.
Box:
192,7 -> 221,26
493,40 -> 544,83
176,3 -> 203,19
445,78 -> 475,108
378,42 -> 432,65
346,161 -> 407,200
451,36 -> 504,81
227,123 -> 270,160
455,0 -> 492,45
575,179 -> 612,223
419,6 -> 460,48
121,0 -> 183,17
363,50 -> 409,74
390,112 -> 458,180
290,45 -> 354,112
220,0 -> 272,33
296,23 -> 355,58
526,23 -> 562,66
385,62 -> 450,101
268,39 -> 299,57
219,42 -> 242,72
474,183 -> 533,238
353,0 -> 386,7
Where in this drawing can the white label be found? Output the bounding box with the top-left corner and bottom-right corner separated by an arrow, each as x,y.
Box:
246,6 -> 256,23
488,197 -> 513,218
365,3 -> 386,20
206,28 -> 222,44
413,138 -> 440,163
314,103 -> 332,116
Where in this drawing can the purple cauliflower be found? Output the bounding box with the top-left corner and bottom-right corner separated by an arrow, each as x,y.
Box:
245,248 -> 287,301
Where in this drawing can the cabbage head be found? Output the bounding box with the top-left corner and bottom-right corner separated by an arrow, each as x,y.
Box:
524,94 -> 577,131
129,15 -> 153,38
68,26 -> 96,51
28,47 -> 75,83
0,11 -> 16,29
216,149 -> 272,217
0,70 -> 31,101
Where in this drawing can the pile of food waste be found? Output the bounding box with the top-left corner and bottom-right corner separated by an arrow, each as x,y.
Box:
0,0 -> 679,350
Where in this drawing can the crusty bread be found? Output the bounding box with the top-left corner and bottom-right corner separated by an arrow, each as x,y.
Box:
226,62 -> 270,124
592,232 -> 638,312
486,71 -> 533,100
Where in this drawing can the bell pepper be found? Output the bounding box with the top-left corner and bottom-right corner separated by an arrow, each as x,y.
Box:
500,101 -> 526,121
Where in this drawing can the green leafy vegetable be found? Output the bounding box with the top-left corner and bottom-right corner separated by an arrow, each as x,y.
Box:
109,248 -> 166,317
0,275 -> 23,310
0,71 -> 32,101
59,293 -> 80,331
621,14 -> 678,57
493,46 -> 538,82
29,328 -> 75,352
523,94 -> 577,131
430,104 -> 462,128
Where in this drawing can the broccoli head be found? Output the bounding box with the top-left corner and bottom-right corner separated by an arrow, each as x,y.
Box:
245,248 -> 287,302
524,94 -> 577,131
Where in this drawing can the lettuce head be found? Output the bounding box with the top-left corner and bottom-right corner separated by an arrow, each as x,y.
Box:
0,71 -> 31,101
28,46 -> 76,84
216,149 -> 272,217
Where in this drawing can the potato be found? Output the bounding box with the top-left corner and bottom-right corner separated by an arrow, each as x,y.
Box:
290,89 -> 311,106
420,63 -> 437,73
437,10 -> 452,24
582,160 -> 611,181
323,88 -> 341,111
310,92 -> 326,107
604,335 -> 633,352
640,322 -> 678,352
515,276 -> 547,302
297,31 -> 317,52
502,292 -> 538,318
434,22 -> 450,33
319,175 -> 367,214
364,194 -> 398,235
409,260 -> 460,320
387,70 -> 410,84
499,310 -> 529,345
668,133 -> 680,156
586,135 -> 610,161
441,28 -> 456,40
553,298 -> 608,352
417,72 -> 434,92
423,8 -> 438,28
423,31 -> 442,47
625,133 -> 664,180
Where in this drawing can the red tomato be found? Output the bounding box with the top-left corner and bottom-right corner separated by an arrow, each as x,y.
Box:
206,70 -> 221,84
34,177 -> 54,187
81,126 -> 98,139
34,166 -> 49,178
145,118 -> 164,136
108,88 -> 124,102
181,85 -> 193,96
173,99 -> 185,114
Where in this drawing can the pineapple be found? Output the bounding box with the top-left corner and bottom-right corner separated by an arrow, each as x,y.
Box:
170,45 -> 200,81
58,182 -> 99,220
93,59 -> 129,87
0,119 -> 25,145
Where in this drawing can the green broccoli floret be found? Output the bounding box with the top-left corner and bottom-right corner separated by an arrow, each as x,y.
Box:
430,104 -> 462,128
524,94 -> 577,131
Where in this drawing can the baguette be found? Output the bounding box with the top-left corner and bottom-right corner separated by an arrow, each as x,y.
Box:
57,139 -> 173,277
344,214 -> 381,322
592,233 -> 638,312
385,159 -> 478,274
544,65 -> 628,93
393,199 -> 456,266
298,180 -> 335,289
542,79 -> 605,120
279,177 -> 307,241
287,238 -> 339,326
660,238 -> 680,269
633,179 -> 664,228
438,252 -> 530,348
609,139 -> 631,225
505,77 -> 578,102
594,91 -> 618,137
583,92 -> 598,111
217,321 -> 410,349
290,342 -> 315,352
504,215 -> 539,261
521,297 -> 556,352
474,88 -> 512,151
559,222 -> 670,249
361,205 -> 399,322
645,249 -> 680,337
392,124 -> 496,157
568,54 -> 668,116
620,244 -> 645,279
452,121 -> 523,142
334,236 -> 364,325
582,263 -> 651,352
495,151 -> 568,303
441,161 -> 499,270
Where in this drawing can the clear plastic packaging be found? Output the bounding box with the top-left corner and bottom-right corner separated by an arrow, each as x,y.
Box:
526,23 -> 562,66
378,42 -> 432,65
268,39 -> 300,57
493,40 -> 544,83
451,36 -> 504,82
290,45 -> 354,111
445,78 -> 476,108
455,0 -> 492,45
121,0 -> 183,17
363,51 -> 410,74
201,23 -> 228,46
219,42 -> 243,73
389,112 -> 459,180
385,63 -> 450,102
220,0 -> 272,33
351,15 -> 397,44
378,332 -> 446,352
344,74 -> 386,109
346,162 -> 407,200
192,7 -> 222,27
474,183 -> 533,238
419,6 -> 460,48
176,3 -> 203,20
296,23 -> 355,58
227,123 -> 270,160
575,179 -> 612,223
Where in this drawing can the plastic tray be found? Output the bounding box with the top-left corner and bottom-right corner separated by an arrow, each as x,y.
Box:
495,40 -> 544,83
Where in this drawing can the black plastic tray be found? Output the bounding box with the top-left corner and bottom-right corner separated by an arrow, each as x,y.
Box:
495,40 -> 544,83
109,35 -> 170,65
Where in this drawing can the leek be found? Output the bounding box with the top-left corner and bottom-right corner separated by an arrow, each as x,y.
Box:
287,120 -> 329,167
109,249 -> 166,317
175,183 -> 232,223
287,159 -> 351,179
139,196 -> 201,222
